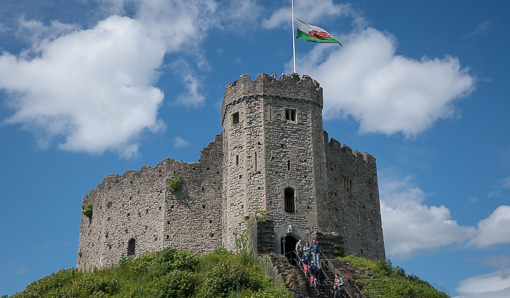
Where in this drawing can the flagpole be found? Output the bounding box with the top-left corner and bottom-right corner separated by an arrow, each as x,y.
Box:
292,0 -> 296,73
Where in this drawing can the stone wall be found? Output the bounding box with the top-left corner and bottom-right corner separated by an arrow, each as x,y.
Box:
322,132 -> 385,259
77,135 -> 223,270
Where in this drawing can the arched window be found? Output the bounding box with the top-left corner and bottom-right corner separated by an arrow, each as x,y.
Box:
284,188 -> 295,213
127,238 -> 136,256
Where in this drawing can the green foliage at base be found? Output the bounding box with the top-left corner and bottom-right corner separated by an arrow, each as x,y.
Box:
8,247 -> 292,298
339,255 -> 450,298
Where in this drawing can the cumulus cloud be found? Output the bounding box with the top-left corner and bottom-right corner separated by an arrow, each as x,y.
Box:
0,0 -> 217,157
262,0 -> 353,29
1,16 -> 166,157
298,27 -> 475,138
467,206 -> 510,248
379,171 -> 476,260
455,271 -> 510,298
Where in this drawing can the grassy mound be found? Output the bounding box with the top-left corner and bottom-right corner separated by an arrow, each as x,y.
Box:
6,247 -> 292,298
337,255 -> 450,298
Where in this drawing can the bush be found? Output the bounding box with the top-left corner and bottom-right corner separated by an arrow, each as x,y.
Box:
204,262 -> 262,297
154,271 -> 196,298
167,173 -> 182,192
82,203 -> 93,218
129,248 -> 199,277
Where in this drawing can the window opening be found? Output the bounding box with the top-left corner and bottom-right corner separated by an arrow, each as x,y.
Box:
287,160 -> 291,171
284,187 -> 295,213
236,155 -> 239,165
232,112 -> 239,125
254,152 -> 258,171
343,178 -> 352,191
127,238 -> 135,256
285,109 -> 296,121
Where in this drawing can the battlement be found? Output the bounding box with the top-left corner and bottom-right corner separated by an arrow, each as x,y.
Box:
221,73 -> 323,123
325,132 -> 376,165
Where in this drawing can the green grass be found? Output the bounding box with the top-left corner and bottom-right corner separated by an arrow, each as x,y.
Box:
338,255 -> 450,298
7,247 -> 292,298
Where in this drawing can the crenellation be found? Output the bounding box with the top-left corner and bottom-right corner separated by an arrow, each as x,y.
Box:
77,73 -> 385,270
341,144 -> 352,154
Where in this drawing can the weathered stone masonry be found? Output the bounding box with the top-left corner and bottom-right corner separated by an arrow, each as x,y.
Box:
77,73 -> 385,270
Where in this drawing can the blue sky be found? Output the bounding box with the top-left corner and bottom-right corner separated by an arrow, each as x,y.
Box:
1,0 -> 509,297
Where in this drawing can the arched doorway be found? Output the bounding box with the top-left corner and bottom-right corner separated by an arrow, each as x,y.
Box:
281,234 -> 299,265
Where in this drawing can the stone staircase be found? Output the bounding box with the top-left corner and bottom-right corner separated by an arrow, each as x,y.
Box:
262,252 -> 368,298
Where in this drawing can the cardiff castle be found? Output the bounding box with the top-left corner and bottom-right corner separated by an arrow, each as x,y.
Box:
77,73 -> 385,270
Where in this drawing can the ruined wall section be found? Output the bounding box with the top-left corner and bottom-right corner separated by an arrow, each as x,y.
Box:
322,134 -> 385,259
163,134 -> 223,254
77,136 -> 223,270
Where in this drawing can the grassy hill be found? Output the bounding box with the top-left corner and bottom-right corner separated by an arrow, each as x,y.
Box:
4,248 -> 290,298
3,248 -> 450,298
335,255 -> 450,298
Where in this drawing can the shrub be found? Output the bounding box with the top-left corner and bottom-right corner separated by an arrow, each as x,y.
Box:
82,203 -> 93,218
167,173 -> 182,192
154,271 -> 196,298
130,248 -> 199,277
204,262 -> 261,297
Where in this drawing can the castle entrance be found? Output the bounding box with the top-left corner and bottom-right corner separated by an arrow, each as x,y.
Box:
281,234 -> 299,265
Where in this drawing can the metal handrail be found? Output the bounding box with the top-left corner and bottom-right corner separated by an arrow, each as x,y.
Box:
291,251 -> 320,295
320,253 -> 359,298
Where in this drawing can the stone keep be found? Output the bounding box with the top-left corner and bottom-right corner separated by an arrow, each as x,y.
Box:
77,73 -> 385,270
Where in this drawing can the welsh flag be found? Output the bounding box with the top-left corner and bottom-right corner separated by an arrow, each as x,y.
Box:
296,18 -> 342,46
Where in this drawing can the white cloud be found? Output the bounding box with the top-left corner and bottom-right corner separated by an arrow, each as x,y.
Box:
173,136 -> 189,148
466,20 -> 491,37
0,0 -> 218,157
262,0 -> 353,29
219,0 -> 262,30
469,197 -> 479,203
298,27 -> 475,138
16,17 -> 80,48
501,177 -> 510,189
488,191 -> 501,198
1,16 -> 166,157
171,60 -> 206,107
379,171 -> 476,260
455,271 -> 510,298
467,206 -> 510,248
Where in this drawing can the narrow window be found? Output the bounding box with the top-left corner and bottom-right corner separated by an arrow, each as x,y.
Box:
232,112 -> 239,125
287,160 -> 291,171
344,178 -> 352,191
284,188 -> 295,213
254,152 -> 258,171
285,109 -> 296,121
127,238 -> 135,256
236,155 -> 239,165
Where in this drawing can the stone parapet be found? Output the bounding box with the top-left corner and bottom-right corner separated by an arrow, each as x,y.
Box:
221,73 -> 323,124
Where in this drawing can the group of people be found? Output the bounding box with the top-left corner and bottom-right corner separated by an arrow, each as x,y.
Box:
295,239 -> 344,296
270,72 -> 285,80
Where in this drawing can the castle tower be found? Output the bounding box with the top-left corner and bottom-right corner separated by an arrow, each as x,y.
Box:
221,73 -> 327,251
